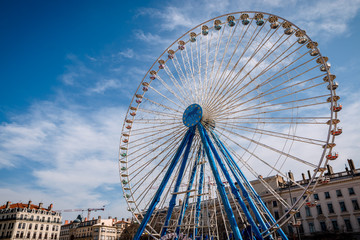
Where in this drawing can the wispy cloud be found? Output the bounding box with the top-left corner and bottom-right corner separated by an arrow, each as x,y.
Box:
0,101 -> 127,216
88,79 -> 122,94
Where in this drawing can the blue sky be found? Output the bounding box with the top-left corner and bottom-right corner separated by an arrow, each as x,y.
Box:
1,0 -> 360,222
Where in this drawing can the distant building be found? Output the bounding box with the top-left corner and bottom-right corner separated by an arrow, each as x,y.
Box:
60,216 -> 131,240
251,159 -> 360,239
0,201 -> 62,240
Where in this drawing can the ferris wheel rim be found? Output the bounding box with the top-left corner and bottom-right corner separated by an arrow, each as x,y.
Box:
119,10 -> 340,238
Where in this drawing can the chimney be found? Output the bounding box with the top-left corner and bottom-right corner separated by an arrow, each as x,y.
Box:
122,218 -> 124,221
327,164 -> 334,175
288,171 -> 294,182
98,216 -> 101,220
48,204 -> 53,211
39,203 -> 43,209
108,216 -> 111,219
65,220 -> 69,224
345,165 -> 350,174
28,201 -> 32,208
85,218 -> 87,222
6,201 -> 11,209
302,173 -> 306,181
348,159 -> 356,172
307,170 -> 311,180
92,217 -> 95,220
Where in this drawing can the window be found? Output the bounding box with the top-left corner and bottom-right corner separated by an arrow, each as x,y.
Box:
35,224 -> 38,230
324,192 -> 330,199
33,233 -> 37,239
41,224 -> 44,230
327,203 -> 334,213
339,201 -> 347,212
39,233 -> 42,239
16,231 -> 20,238
46,225 -> 49,231
348,187 -> 355,195
273,201 -> 278,207
27,232 -> 31,238
20,232 -> 24,238
296,211 -> 301,218
316,205 -> 323,215
314,193 -> 319,200
22,223 -> 25,229
336,189 -> 342,197
45,233 -> 48,239
320,221 -> 327,231
352,199 -> 360,210
29,223 -> 32,230
18,223 -> 22,229
344,219 -> 353,232
299,224 -> 304,234
332,220 -> 339,231
305,206 -> 312,217
274,211 -> 279,220
308,222 -> 315,233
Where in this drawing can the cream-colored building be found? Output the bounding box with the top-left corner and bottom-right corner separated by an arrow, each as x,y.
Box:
251,159 -> 360,239
60,216 -> 131,240
0,201 -> 62,240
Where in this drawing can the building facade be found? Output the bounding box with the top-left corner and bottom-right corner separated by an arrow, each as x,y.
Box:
0,201 -> 62,240
251,160 -> 360,239
60,216 -> 131,240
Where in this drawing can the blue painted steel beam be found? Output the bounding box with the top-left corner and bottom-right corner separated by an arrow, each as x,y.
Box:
161,129 -> 196,236
210,131 -> 271,239
175,148 -> 202,236
133,128 -> 194,240
214,133 -> 288,240
197,124 -> 243,240
202,127 -> 263,240
193,151 -> 205,238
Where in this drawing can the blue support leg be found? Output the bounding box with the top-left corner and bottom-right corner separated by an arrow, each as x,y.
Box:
202,126 -> 263,240
197,124 -> 243,240
210,131 -> 272,239
161,128 -> 196,236
193,151 -> 205,238
133,128 -> 194,240
214,133 -> 288,240
175,148 -> 202,236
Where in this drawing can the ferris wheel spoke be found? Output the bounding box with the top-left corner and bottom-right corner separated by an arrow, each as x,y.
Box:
127,127 -> 185,164
208,21 -> 279,108
221,55 -> 319,113
205,18 -> 261,108
207,23 -> 289,110
210,40 -> 309,113
148,83 -> 185,110
128,135 -> 183,179
216,126 -> 317,169
163,65 -> 191,103
155,74 -> 188,107
171,54 -> 196,101
142,95 -> 183,115
218,130 -> 306,192
136,107 -> 181,119
206,20 -> 242,102
216,122 -> 326,145
124,124 -> 182,147
227,94 -> 329,116
225,141 -> 292,209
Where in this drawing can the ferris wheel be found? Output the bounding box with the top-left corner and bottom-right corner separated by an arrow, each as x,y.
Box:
119,11 -> 341,240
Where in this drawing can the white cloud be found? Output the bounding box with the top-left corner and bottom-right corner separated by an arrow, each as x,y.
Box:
118,48 -> 135,59
0,101 -> 128,218
88,79 -> 122,94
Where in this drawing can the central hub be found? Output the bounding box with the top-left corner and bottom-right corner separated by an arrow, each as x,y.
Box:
182,104 -> 203,127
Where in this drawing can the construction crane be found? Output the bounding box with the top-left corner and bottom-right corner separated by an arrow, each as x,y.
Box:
56,206 -> 105,219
